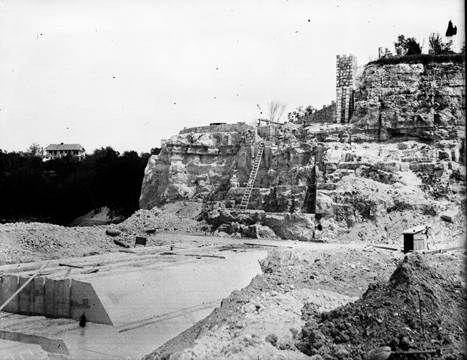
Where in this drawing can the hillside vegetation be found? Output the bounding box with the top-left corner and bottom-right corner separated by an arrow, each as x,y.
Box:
0,147 -> 158,224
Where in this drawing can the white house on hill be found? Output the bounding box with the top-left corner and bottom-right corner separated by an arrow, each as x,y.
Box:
44,143 -> 85,160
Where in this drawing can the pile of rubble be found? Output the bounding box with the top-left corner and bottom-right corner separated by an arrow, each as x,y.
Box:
0,222 -> 113,264
144,248 -> 465,360
116,204 -> 204,234
144,246 -> 402,360
297,253 -> 465,359
0,201 -> 207,264
202,207 -> 314,241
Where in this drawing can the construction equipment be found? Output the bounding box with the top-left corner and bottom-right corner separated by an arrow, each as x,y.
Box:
238,142 -> 265,210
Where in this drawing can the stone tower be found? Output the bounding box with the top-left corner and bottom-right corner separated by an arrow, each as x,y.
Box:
335,54 -> 357,124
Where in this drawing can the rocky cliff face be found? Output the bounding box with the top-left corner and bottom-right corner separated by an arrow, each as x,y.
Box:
318,138 -> 466,226
140,122 -> 324,210
139,124 -> 256,209
352,59 -> 465,140
140,57 -> 466,238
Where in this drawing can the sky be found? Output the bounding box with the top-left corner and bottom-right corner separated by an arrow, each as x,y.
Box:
0,0 -> 464,153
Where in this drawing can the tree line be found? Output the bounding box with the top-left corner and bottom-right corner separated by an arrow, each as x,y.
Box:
0,146 -> 160,225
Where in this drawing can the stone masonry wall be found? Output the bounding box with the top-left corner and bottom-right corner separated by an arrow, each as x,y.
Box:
336,54 -> 357,124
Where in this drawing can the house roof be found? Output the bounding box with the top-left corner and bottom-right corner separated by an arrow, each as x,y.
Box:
45,143 -> 85,151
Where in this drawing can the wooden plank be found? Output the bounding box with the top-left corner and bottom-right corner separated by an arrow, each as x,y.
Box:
0,275 -> 19,313
370,244 -> 401,251
59,263 -> 84,269
0,263 -> 47,314
79,268 -> 99,275
0,330 -> 69,355
44,277 -> 55,317
18,276 -> 34,315
119,248 -> 137,254
54,279 -> 71,318
32,276 -> 45,315
413,237 -> 426,251
421,246 -> 463,254
183,254 -> 226,259
243,242 -> 280,248
53,279 -> 62,317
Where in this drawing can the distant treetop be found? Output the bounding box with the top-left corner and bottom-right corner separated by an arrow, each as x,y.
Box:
445,20 -> 457,37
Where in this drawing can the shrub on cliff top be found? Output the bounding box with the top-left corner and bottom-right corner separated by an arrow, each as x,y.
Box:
369,52 -> 464,66
429,32 -> 454,55
394,35 -> 422,56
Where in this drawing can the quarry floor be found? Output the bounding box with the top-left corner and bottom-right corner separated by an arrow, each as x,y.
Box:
143,237 -> 465,360
0,221 -> 464,359
0,234 -> 367,360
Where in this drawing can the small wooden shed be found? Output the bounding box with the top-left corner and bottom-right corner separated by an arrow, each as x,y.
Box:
403,225 -> 428,253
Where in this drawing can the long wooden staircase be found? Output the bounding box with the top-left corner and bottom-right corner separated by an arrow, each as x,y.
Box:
238,142 -> 265,210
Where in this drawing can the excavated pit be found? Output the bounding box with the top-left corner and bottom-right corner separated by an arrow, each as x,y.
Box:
0,242 -> 270,359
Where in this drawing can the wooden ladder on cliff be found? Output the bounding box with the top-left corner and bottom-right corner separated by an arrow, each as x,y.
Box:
238,142 -> 265,210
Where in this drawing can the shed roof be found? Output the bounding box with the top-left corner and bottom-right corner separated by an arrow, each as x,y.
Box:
45,144 -> 85,151
403,224 -> 428,235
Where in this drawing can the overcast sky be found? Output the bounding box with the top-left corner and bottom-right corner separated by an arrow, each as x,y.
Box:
0,0 -> 464,153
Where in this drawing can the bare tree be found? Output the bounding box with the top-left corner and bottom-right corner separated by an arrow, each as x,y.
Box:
268,101 -> 286,123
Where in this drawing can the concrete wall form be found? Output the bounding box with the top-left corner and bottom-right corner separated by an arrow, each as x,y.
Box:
0,275 -> 111,325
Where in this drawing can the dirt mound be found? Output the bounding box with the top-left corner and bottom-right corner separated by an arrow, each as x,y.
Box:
0,222 -> 114,264
116,204 -> 205,234
297,252 -> 466,359
0,202 -> 207,264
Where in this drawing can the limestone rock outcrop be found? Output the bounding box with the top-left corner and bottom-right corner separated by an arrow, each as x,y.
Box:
352,59 -> 465,141
139,123 -> 257,209
139,56 -> 466,242
318,140 -> 464,225
140,122 -> 319,210
205,208 -> 316,241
